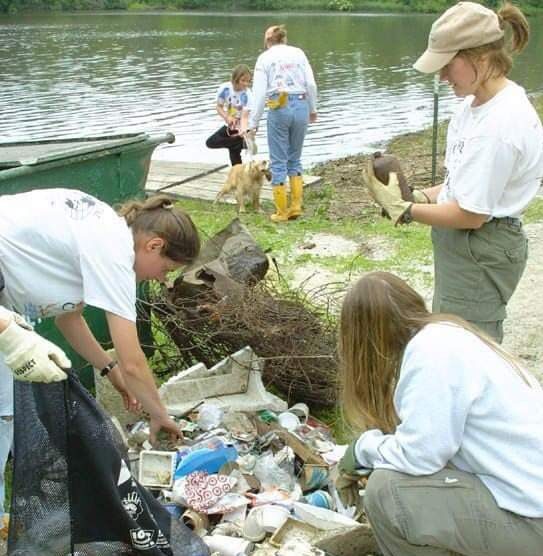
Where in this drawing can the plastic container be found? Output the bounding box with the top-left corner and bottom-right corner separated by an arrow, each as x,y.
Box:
174,445 -> 238,479
139,450 -> 176,489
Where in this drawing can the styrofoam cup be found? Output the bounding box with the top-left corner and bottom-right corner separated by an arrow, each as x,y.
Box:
277,411 -> 300,432
258,504 -> 290,532
203,534 -> 253,556
242,507 -> 266,542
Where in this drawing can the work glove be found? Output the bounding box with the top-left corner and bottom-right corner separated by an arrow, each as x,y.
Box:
335,470 -> 364,509
0,309 -> 70,382
336,440 -> 373,505
338,440 -> 359,475
412,189 -> 431,203
363,159 -> 412,225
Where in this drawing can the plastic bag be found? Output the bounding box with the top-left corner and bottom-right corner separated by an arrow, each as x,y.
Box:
254,452 -> 295,492
197,403 -> 224,431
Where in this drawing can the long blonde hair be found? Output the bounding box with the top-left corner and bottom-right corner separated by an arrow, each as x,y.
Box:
459,2 -> 529,82
338,271 -> 526,434
117,195 -> 200,264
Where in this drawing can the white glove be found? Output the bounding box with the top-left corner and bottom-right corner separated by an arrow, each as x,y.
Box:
0,313 -> 70,382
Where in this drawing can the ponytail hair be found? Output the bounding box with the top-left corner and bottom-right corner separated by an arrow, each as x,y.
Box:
117,195 -> 200,264
460,2 -> 529,81
266,25 -> 287,46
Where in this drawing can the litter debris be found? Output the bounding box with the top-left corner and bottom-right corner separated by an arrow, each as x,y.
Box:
119,350 -> 379,556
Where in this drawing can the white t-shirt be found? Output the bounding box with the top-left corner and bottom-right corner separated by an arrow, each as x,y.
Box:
250,43 -> 318,128
0,188 -> 137,323
215,81 -> 252,130
354,323 -> 543,517
439,81 -> 543,218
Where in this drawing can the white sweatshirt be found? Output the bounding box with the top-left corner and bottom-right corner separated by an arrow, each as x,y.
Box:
354,322 -> 543,517
250,43 -> 317,129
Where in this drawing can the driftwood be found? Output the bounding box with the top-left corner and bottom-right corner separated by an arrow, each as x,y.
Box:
147,278 -> 339,408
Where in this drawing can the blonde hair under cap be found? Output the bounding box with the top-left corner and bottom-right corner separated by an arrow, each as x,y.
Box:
414,1 -> 504,74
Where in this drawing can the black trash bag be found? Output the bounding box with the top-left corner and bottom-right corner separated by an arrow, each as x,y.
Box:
9,374 -> 210,556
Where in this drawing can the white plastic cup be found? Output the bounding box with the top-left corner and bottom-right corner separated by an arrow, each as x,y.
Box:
258,504 -> 290,532
242,507 -> 266,542
277,411 -> 300,432
203,534 -> 253,556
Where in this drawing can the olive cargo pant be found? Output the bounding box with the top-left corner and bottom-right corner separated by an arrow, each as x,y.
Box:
432,218 -> 528,343
364,468 -> 543,555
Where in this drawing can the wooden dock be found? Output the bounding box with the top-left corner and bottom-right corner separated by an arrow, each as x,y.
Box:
145,160 -> 322,203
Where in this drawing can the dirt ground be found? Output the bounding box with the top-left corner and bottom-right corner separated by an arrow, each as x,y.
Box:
313,152 -> 543,382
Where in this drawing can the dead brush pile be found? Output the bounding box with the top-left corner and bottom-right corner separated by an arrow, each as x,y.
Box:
146,278 -> 340,408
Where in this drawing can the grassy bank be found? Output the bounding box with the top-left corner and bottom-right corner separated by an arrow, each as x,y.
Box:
175,94 -> 543,297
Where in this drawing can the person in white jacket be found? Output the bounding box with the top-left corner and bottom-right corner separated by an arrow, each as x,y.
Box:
336,271 -> 543,556
249,24 -> 317,222
0,190 -> 200,533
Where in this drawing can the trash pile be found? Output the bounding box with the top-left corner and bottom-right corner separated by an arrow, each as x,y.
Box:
100,347 -> 378,556
122,405 -> 376,556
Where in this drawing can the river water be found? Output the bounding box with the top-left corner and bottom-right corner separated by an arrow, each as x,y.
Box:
1,11 -> 542,165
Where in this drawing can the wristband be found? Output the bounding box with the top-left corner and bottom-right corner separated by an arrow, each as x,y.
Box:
100,360 -> 118,377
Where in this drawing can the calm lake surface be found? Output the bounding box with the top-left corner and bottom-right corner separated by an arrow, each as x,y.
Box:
1,11 -> 542,166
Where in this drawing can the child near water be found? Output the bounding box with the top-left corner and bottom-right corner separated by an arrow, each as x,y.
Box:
205,64 -> 255,166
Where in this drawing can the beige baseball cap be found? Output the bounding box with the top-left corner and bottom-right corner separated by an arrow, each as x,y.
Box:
413,1 -> 504,74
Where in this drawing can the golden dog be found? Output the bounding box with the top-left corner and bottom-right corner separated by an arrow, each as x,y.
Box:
215,160 -> 271,213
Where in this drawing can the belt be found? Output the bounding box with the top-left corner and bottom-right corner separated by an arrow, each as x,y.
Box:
266,92 -> 307,110
492,216 -> 522,228
268,92 -> 306,101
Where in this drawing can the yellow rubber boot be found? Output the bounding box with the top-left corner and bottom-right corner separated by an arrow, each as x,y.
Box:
288,175 -> 304,220
270,184 -> 289,223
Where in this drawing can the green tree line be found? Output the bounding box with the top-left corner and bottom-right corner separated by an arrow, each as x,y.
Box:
1,0 -> 542,14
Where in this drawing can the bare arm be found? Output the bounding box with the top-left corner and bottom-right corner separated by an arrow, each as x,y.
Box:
239,109 -> 249,135
55,308 -> 112,370
106,312 -> 180,442
420,184 -> 443,204
55,309 -> 140,412
411,199 -> 488,229
216,103 -> 231,126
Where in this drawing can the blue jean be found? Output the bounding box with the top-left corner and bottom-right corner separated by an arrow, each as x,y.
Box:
0,416 -> 13,519
266,95 -> 309,186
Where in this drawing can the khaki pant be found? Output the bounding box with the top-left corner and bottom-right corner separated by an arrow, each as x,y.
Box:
432,219 -> 528,343
364,469 -> 543,556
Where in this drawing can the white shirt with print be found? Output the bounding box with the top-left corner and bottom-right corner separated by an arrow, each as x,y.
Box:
215,81 -> 252,130
438,81 -> 543,218
0,188 -> 137,323
354,322 -> 543,517
250,43 -> 318,129
0,189 -> 137,414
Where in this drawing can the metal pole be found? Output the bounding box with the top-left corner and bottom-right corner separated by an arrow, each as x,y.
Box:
431,73 -> 440,187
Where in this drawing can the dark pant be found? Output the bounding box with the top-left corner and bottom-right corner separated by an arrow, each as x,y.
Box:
432,218 -> 527,343
206,125 -> 244,166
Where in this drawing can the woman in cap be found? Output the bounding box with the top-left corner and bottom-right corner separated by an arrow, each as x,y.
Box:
336,271 -> 543,555
365,2 -> 543,343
